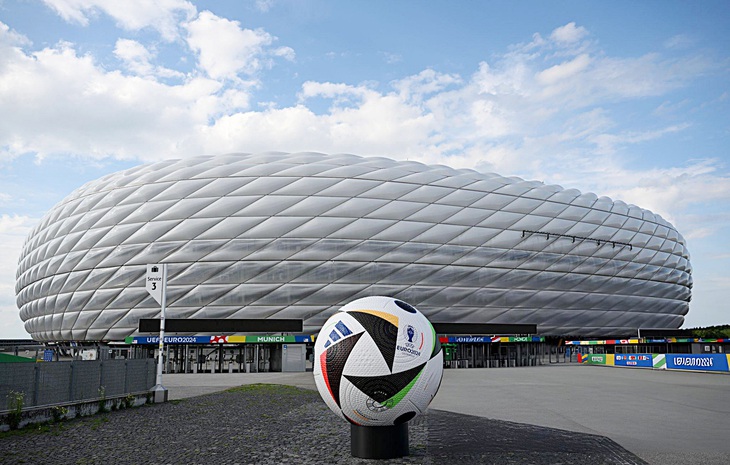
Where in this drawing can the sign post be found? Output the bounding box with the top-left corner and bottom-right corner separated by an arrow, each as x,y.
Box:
147,264 -> 168,403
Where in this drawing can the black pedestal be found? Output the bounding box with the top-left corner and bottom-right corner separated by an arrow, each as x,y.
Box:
350,423 -> 409,459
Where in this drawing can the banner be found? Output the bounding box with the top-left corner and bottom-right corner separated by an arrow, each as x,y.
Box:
567,339 -> 640,346
664,354 -> 729,372
439,336 -> 545,343
614,354 -> 652,368
228,335 -> 312,344
127,336 -> 212,344
125,335 -> 313,344
580,353 -> 730,372
579,354 -> 610,365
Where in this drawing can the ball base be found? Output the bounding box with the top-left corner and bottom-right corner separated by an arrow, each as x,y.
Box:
350,423 -> 409,459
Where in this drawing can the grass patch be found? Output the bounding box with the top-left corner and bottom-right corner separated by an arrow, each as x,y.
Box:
226,383 -> 306,394
89,416 -> 109,431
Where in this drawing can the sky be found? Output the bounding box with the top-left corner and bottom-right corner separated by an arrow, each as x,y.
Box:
0,0 -> 728,338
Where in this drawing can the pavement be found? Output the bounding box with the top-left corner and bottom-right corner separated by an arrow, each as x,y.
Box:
1,364 -> 728,464
430,364 -> 730,465
163,371 -> 317,399
162,364 -> 730,464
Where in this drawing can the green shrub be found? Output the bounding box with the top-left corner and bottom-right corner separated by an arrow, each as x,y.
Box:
6,391 -> 25,430
50,405 -> 69,423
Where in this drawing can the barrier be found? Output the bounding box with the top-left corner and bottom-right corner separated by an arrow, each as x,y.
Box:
0,359 -> 155,411
614,354 -> 652,368
578,353 -> 730,373
665,354 -> 729,372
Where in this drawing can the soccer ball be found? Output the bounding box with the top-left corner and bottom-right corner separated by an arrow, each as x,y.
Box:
313,296 -> 443,426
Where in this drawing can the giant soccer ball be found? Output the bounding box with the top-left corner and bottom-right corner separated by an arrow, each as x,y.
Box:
313,296 -> 444,426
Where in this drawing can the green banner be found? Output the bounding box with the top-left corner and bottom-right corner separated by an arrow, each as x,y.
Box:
245,335 -> 297,343
582,354 -> 606,365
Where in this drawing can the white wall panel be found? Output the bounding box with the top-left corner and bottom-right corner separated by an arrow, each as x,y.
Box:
16,152 -> 692,340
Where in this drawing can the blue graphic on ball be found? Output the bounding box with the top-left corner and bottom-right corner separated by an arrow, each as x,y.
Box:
406,325 -> 415,343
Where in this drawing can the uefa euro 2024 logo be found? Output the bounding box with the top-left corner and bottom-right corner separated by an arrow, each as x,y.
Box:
406,325 -> 416,344
397,324 -> 421,357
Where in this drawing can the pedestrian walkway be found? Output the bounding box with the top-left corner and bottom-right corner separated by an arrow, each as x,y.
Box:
164,364 -> 730,464
163,371 -> 316,399
430,364 -> 730,464
0,382 -> 643,465
1,365 -> 727,464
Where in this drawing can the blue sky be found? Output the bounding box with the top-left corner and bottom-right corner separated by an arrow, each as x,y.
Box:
0,0 -> 728,338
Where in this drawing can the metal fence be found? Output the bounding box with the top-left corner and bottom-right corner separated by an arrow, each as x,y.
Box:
0,359 -> 155,411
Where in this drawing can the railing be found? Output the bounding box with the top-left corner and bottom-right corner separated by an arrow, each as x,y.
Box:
522,230 -> 633,250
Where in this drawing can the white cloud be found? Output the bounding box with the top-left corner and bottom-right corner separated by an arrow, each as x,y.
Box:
199,87 -> 437,157
0,23 -> 249,161
393,69 -> 461,103
549,22 -> 589,45
113,39 -> 184,79
537,53 -> 592,86
254,0 -> 275,13
185,10 -> 291,80
272,46 -> 296,61
0,215 -> 37,339
589,123 -> 691,156
42,0 -> 196,41
0,21 -> 30,49
1,17 -> 726,247
299,81 -> 375,102
572,159 -> 730,227
380,51 -> 403,64
664,34 -> 695,50
114,39 -> 154,75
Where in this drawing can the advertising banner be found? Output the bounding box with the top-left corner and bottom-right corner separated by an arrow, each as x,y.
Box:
439,336 -> 545,343
124,335 -> 313,344
567,339 -> 640,346
580,354 -> 607,365
229,335 -> 312,344
126,336 -> 212,344
614,354 -> 653,368
665,354 -> 729,372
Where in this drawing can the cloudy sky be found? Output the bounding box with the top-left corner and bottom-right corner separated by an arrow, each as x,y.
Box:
1,0 -> 728,338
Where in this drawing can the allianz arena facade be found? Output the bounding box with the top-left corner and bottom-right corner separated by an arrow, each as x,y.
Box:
16,153 -> 692,341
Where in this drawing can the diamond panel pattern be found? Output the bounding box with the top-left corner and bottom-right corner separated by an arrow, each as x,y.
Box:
16,152 -> 692,341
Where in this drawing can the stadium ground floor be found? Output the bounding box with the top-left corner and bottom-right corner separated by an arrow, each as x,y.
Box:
4,335 -> 727,374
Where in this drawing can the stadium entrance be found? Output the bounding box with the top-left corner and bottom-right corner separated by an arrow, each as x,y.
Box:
439,336 -> 563,368
125,335 -> 314,373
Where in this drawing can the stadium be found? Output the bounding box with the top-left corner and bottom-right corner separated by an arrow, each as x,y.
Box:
15,152 -> 692,344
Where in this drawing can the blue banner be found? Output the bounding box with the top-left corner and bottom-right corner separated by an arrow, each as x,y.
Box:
442,336 -> 544,343
451,336 -> 491,343
665,354 -> 729,372
129,336 -> 212,345
614,354 -> 653,367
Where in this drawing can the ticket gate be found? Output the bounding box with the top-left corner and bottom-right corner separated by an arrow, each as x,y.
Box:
152,343 -> 307,373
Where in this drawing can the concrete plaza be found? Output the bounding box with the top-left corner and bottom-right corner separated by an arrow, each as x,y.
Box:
163,363 -> 730,464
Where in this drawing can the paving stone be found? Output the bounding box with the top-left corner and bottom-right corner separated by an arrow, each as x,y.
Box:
0,384 -> 645,465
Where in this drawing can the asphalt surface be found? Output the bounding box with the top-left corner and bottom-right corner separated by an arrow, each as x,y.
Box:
430,364 -> 730,464
1,364 -> 728,464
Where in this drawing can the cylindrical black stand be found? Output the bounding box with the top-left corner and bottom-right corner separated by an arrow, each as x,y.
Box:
350,423 -> 409,459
